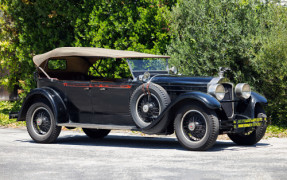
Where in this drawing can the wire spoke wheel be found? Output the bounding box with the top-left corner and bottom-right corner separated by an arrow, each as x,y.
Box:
31,107 -> 52,135
136,94 -> 161,123
182,110 -> 207,142
26,102 -> 61,143
174,104 -> 219,151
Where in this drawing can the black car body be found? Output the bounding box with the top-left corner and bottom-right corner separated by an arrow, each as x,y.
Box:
15,47 -> 268,151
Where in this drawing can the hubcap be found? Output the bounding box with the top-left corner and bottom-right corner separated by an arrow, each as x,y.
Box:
188,122 -> 196,131
36,118 -> 43,126
143,104 -> 149,113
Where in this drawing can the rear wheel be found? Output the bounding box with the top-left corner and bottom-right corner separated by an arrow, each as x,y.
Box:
26,102 -> 61,143
82,128 -> 110,139
174,104 -> 219,151
228,106 -> 267,145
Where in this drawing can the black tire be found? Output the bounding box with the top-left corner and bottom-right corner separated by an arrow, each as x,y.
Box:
228,106 -> 267,145
26,102 -> 61,143
82,128 -> 111,139
130,83 -> 171,128
174,104 -> 219,151
65,127 -> 76,130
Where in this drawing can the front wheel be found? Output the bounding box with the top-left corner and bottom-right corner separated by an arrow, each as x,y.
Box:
174,104 -> 219,151
228,106 -> 267,145
26,102 -> 61,143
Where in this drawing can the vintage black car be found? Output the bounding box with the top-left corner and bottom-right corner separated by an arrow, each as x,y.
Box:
14,47 -> 268,151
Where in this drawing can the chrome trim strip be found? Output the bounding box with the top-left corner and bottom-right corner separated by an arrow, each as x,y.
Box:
222,83 -> 234,118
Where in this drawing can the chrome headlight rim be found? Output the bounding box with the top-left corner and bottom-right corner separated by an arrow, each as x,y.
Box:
208,84 -> 226,101
235,83 -> 251,100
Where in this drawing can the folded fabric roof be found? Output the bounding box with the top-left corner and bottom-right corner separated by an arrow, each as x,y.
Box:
33,47 -> 170,67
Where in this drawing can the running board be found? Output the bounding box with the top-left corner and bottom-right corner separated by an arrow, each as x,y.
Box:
57,123 -> 138,130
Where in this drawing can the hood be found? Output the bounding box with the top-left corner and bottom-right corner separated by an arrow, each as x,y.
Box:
150,75 -> 213,86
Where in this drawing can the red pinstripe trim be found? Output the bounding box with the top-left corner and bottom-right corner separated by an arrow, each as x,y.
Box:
63,83 -> 131,89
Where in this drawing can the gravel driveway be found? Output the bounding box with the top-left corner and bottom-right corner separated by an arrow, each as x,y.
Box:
0,127 -> 286,180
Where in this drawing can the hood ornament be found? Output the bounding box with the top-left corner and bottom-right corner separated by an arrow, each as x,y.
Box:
218,67 -> 231,78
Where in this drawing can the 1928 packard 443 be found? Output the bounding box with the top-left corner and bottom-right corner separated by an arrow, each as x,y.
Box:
14,47 -> 268,151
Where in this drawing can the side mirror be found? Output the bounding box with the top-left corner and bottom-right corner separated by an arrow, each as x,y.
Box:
138,71 -> 151,82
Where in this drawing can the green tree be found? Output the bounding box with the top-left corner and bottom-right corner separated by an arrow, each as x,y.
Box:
252,5 -> 287,125
74,0 -> 175,77
74,0 -> 175,54
167,0 -> 287,125
168,0 -> 269,82
0,0 -> 83,95
0,0 -> 175,96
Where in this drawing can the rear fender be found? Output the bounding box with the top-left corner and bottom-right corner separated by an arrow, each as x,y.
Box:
142,92 -> 221,134
18,87 -> 68,123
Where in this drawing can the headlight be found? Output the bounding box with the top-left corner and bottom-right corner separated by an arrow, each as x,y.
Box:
235,83 -> 251,99
208,84 -> 225,100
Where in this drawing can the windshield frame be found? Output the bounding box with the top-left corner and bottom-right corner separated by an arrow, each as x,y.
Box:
127,58 -> 169,79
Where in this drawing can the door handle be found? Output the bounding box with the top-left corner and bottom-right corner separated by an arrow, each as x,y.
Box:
99,87 -> 106,91
84,87 -> 90,91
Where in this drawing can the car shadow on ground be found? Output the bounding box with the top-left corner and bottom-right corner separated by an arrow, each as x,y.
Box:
46,134 -> 270,151
56,134 -> 182,150
210,141 -> 270,152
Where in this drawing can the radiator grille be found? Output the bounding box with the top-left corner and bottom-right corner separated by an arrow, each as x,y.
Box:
221,83 -> 233,117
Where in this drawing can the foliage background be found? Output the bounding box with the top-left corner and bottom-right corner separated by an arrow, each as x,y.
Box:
0,0 -> 175,94
0,0 -> 286,125
167,0 -> 287,125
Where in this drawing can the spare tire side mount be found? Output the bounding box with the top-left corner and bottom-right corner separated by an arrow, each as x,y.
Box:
130,83 -> 171,129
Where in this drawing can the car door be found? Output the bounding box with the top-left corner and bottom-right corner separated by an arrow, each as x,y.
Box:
90,80 -> 135,125
63,81 -> 93,123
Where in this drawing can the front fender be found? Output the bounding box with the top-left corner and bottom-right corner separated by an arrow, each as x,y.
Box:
229,91 -> 268,121
241,92 -> 268,119
142,92 -> 221,134
169,92 -> 221,110
251,92 -> 267,106
18,87 -> 68,123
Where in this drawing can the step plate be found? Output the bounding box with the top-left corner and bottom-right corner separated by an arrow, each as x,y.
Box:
57,123 -> 138,131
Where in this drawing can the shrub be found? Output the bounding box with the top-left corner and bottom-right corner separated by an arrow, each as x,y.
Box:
0,0 -> 175,96
167,0 -> 287,125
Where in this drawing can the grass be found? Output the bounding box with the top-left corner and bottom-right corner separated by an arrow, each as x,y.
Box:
1,101 -> 287,138
265,125 -> 287,138
0,101 -> 25,127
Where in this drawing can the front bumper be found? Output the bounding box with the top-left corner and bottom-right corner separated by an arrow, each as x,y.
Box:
221,117 -> 268,131
233,117 -> 268,128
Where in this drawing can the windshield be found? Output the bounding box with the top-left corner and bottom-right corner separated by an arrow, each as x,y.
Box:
127,59 -> 169,78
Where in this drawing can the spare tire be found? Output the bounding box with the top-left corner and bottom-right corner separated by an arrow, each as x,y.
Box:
130,83 -> 171,128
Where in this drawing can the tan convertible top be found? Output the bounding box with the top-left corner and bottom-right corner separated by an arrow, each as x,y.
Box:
33,47 -> 170,67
